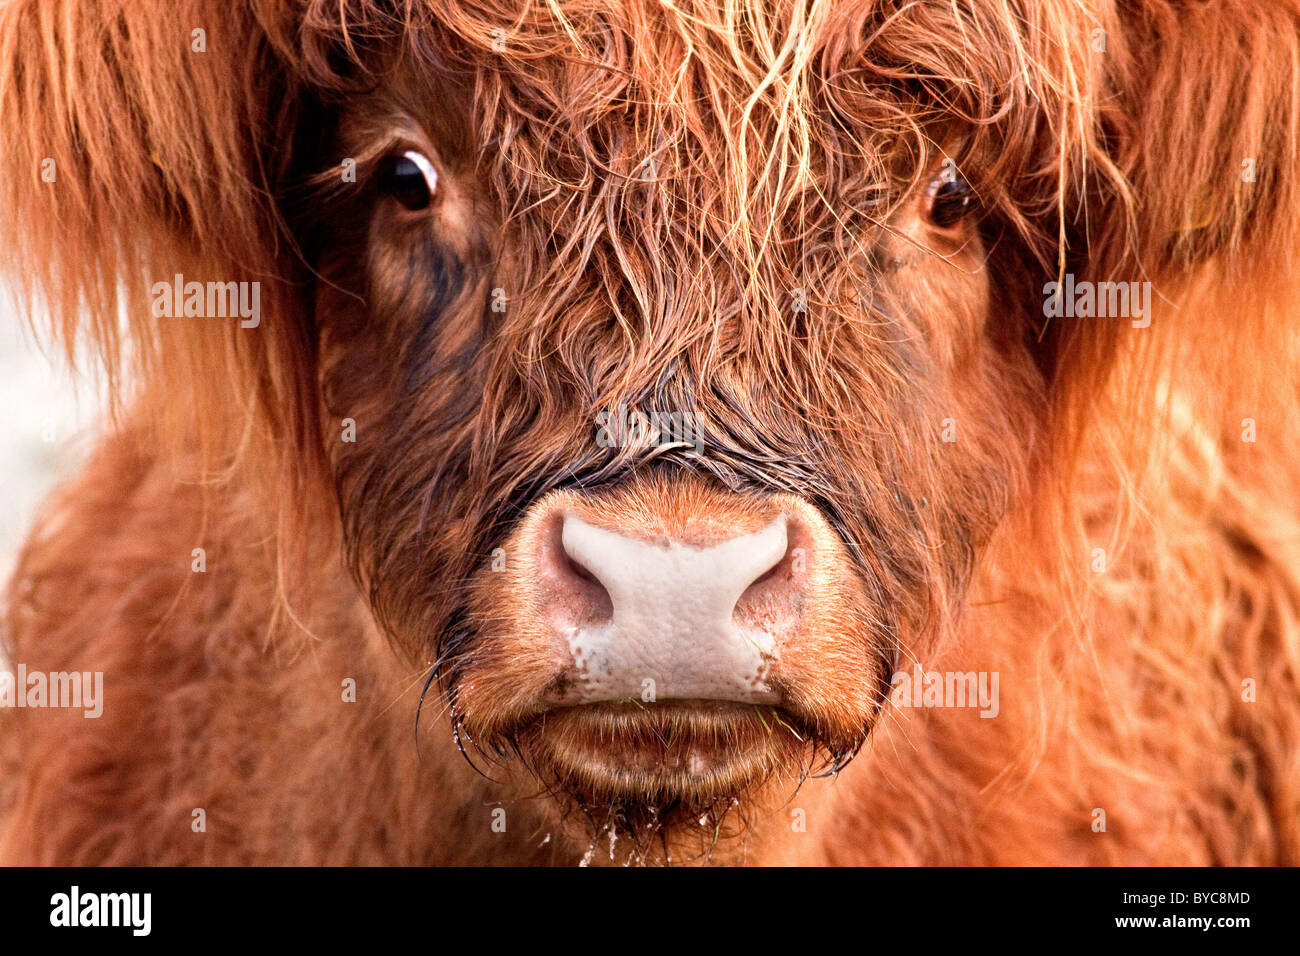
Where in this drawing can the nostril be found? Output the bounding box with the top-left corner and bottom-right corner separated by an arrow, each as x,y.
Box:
563,549 -> 603,587
542,517 -> 614,627
749,542 -> 793,588
733,516 -> 806,631
746,559 -> 785,591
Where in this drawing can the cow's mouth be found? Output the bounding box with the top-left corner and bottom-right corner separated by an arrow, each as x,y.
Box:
501,699 -> 821,848
513,699 -> 815,794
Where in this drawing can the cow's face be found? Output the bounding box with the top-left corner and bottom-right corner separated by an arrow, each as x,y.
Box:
292,4 -> 1047,855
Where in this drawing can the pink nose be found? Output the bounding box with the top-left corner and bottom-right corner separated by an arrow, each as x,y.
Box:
536,508 -> 810,704
459,483 -> 879,765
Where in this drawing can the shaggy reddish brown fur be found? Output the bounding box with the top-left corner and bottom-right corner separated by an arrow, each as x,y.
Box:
1,0 -> 1298,865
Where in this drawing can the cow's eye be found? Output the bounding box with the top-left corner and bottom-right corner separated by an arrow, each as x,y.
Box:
926,171 -> 974,229
379,150 -> 438,211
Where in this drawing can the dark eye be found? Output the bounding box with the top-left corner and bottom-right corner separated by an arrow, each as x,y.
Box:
379,150 -> 438,211
926,171 -> 974,230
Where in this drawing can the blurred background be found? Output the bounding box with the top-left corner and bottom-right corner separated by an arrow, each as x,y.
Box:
0,296 -> 102,587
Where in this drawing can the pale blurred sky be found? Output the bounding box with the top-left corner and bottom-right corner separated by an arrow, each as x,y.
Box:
0,296 -> 103,585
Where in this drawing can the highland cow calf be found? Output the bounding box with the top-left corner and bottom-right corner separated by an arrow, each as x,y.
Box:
1,0 -> 1298,865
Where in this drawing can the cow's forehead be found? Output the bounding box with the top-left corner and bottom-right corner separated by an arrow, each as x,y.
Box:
308,0 -> 1087,317
349,1 -> 1043,220
366,1 -> 1027,136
